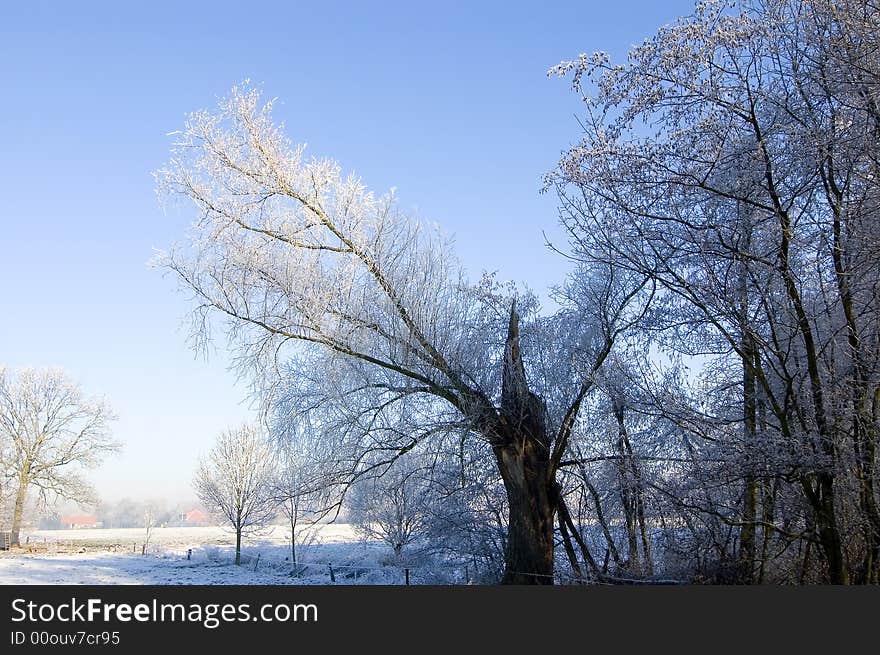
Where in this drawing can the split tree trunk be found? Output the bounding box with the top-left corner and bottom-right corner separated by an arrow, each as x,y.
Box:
495,302 -> 557,584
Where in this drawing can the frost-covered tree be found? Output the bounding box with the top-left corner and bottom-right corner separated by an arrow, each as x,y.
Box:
271,431 -> 321,569
157,85 -> 648,583
549,0 -> 880,583
194,424 -> 277,565
0,367 -> 118,546
418,432 -> 509,582
142,505 -> 156,555
348,465 -> 433,560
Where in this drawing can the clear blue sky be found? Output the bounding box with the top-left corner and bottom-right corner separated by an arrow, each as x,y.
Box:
0,0 -> 695,503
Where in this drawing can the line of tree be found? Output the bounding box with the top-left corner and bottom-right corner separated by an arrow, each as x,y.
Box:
160,0 -> 880,584
193,423 -> 333,568
193,422 -> 508,578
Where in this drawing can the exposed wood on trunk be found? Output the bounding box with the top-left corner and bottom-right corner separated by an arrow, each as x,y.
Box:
495,302 -> 556,584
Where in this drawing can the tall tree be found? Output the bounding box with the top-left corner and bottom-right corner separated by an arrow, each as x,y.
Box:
157,86 -> 648,583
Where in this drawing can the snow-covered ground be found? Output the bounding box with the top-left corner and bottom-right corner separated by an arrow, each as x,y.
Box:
0,524 -> 428,585
19,524 -> 358,550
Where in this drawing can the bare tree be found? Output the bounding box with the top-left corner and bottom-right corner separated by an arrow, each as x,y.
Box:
271,435 -> 320,570
348,465 -> 434,560
0,389 -> 12,526
549,0 -> 880,583
156,86 -> 648,582
0,367 -> 118,546
421,432 -> 510,582
194,424 -> 277,565
142,505 -> 156,555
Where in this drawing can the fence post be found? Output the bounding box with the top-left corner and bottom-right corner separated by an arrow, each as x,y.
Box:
253,554 -> 261,572
328,563 -> 335,583
405,568 -> 410,586
187,548 -> 192,560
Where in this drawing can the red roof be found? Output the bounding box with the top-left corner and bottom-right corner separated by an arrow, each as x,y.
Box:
184,509 -> 208,523
60,514 -> 98,526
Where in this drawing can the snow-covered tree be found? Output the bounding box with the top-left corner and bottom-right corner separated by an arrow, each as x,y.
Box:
348,465 -> 434,560
549,0 -> 880,583
0,367 -> 118,546
142,505 -> 156,555
156,85 -> 649,583
271,432 -> 321,569
193,424 -> 277,565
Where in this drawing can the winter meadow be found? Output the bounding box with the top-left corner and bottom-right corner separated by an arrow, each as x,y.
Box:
2,0 -> 880,586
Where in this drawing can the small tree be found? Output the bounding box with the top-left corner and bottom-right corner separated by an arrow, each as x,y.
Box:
348,467 -> 433,560
142,506 -> 155,555
194,424 -> 277,565
0,367 -> 118,546
271,438 -> 320,571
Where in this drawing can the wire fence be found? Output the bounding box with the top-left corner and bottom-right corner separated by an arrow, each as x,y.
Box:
209,548 -> 475,585
12,534 -> 683,585
16,534 -> 157,555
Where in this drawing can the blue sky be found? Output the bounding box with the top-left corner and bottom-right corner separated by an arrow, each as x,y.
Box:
0,0 -> 695,503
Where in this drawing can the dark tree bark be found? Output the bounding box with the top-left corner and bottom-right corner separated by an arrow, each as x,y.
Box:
494,304 -> 557,584
736,217 -> 758,585
10,472 -> 29,547
757,477 -> 779,584
583,475 -> 622,568
495,441 -> 555,584
610,400 -> 653,576
235,516 -> 242,566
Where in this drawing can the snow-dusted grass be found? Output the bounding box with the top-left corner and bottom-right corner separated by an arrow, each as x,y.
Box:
0,523 -> 434,585
19,524 -> 358,550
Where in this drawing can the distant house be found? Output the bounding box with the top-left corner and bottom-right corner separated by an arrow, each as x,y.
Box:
182,509 -> 209,525
59,514 -> 101,529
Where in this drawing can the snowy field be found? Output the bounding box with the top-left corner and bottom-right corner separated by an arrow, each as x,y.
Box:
18,524 -> 358,549
0,524 -> 433,585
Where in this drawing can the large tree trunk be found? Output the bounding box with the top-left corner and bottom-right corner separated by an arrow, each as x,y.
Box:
495,439 -> 556,584
10,473 -> 29,547
235,528 -> 242,566
495,302 -> 556,584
